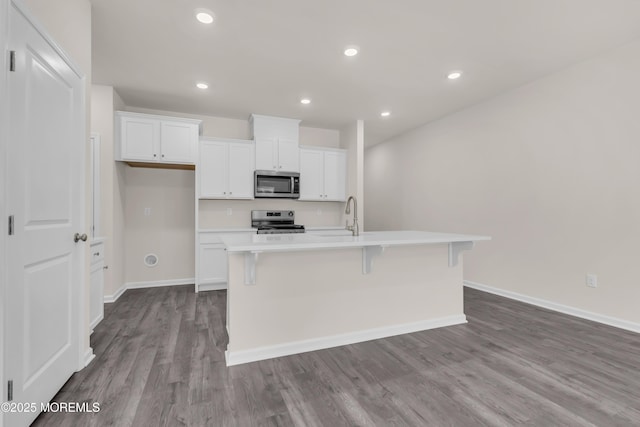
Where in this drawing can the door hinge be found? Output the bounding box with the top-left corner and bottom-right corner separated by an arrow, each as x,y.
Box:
9,50 -> 16,72
8,215 -> 14,235
7,380 -> 13,401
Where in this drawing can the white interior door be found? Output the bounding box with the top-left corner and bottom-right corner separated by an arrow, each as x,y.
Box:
5,4 -> 85,426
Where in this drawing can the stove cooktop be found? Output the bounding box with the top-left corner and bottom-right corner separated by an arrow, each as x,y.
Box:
256,224 -> 305,234
252,210 -> 305,234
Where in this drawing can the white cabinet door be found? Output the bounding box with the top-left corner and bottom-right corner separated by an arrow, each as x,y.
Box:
89,241 -> 105,331
299,148 -> 324,200
160,121 -> 196,163
255,137 -> 277,171
228,142 -> 255,198
199,244 -> 227,285
120,116 -> 158,161
199,141 -> 227,198
199,140 -> 255,199
89,262 -> 104,330
116,112 -> 201,165
277,138 -> 300,172
299,148 -> 347,201
323,150 -> 347,201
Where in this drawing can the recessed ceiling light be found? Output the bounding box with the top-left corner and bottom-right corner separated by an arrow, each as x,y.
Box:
380,111 -> 391,117
300,98 -> 311,105
196,82 -> 209,89
195,9 -> 214,24
344,47 -> 359,57
447,71 -> 462,80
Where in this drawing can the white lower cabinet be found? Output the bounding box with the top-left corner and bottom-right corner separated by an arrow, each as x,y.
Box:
198,243 -> 227,289
196,230 -> 255,292
89,240 -> 105,331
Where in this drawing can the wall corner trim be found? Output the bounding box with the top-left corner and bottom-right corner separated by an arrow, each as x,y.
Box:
464,280 -> 640,334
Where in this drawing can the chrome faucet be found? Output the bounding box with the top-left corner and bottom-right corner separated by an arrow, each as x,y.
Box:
345,196 -> 359,236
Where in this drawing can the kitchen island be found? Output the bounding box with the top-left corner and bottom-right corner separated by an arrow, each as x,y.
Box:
221,230 -> 490,366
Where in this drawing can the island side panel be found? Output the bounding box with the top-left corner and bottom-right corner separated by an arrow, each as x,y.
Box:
226,244 -> 464,356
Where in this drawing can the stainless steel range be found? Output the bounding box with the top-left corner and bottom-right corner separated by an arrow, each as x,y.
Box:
251,210 -> 305,234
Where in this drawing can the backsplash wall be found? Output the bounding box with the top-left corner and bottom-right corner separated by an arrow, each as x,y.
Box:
198,199 -> 347,229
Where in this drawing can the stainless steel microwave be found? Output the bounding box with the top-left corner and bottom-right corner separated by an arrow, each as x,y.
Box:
254,170 -> 300,199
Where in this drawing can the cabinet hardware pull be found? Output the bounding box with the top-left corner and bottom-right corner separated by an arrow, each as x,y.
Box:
74,233 -> 87,242
94,252 -> 100,256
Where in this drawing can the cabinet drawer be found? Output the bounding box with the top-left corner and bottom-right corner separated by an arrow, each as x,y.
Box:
90,242 -> 105,264
199,233 -> 224,244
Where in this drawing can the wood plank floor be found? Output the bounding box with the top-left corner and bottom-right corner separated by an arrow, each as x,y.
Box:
33,286 -> 640,426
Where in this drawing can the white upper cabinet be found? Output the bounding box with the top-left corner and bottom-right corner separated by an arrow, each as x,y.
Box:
160,121 -> 198,163
199,140 -> 227,198
254,137 -> 277,170
227,142 -> 255,198
198,138 -> 255,199
254,137 -> 300,172
299,147 -> 347,201
116,111 -> 201,165
299,149 -> 324,199
251,114 -> 301,172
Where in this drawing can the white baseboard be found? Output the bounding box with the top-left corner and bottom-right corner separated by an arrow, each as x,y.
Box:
464,280 -> 640,334
103,284 -> 126,303
103,278 -> 195,303
197,282 -> 227,292
225,314 -> 467,366
126,277 -> 195,290
83,348 -> 95,367
89,314 -> 104,331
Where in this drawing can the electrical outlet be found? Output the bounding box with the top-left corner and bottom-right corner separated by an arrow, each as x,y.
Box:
226,208 -> 233,216
144,207 -> 151,216
586,274 -> 598,288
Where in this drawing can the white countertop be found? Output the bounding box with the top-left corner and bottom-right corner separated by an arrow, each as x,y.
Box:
198,226 -> 351,234
222,230 -> 491,253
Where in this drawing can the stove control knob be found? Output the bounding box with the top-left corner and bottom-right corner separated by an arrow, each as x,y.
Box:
288,211 -> 294,216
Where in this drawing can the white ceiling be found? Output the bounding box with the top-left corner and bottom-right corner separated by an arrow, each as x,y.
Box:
90,0 -> 640,146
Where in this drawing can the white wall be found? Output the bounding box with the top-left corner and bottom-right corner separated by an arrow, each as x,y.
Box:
90,85 -> 127,296
365,39 -> 640,325
340,120 -> 365,227
198,199 -> 345,229
125,168 -> 195,283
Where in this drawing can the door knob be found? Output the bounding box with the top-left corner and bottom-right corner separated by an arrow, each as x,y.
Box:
74,233 -> 87,243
